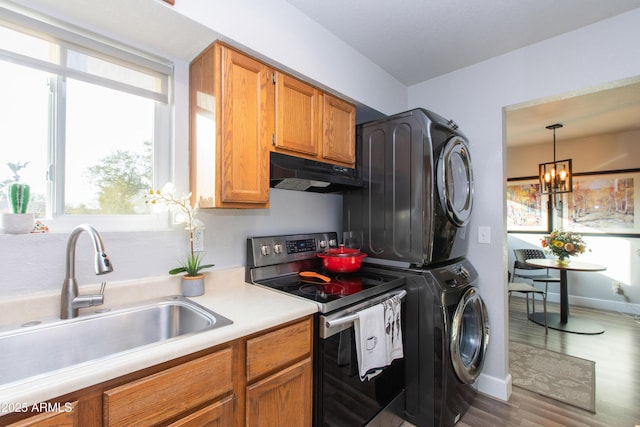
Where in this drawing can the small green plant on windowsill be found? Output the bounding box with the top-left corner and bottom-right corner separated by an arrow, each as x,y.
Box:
7,182 -> 30,214
1,162 -> 34,234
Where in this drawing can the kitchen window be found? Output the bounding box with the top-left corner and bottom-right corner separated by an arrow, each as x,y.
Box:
0,6 -> 173,231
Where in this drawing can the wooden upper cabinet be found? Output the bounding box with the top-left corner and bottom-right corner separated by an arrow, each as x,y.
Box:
274,72 -> 321,157
322,93 -> 356,165
274,72 -> 355,167
189,42 -> 356,209
189,42 -> 274,209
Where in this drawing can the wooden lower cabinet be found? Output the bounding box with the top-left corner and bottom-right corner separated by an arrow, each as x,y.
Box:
0,316 -> 313,427
3,401 -> 79,427
168,395 -> 234,427
245,317 -> 313,427
103,348 -> 233,426
246,358 -> 312,427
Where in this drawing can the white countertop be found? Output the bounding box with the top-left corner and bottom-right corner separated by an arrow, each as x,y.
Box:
0,267 -> 318,411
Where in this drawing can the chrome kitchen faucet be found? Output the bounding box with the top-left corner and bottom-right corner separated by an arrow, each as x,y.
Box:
60,224 -> 113,319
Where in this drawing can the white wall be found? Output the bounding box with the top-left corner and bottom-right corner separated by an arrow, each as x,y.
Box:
507,130 -> 640,178
172,0 -> 407,116
407,8 -> 640,400
0,189 -> 343,297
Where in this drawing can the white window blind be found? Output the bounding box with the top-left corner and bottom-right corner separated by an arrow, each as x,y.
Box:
0,6 -> 172,103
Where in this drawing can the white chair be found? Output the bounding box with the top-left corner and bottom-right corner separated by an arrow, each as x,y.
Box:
508,272 -> 548,334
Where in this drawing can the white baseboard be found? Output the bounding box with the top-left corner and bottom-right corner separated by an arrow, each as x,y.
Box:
476,372 -> 511,401
512,292 -> 640,315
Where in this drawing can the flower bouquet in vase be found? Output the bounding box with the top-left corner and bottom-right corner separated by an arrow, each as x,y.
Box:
541,230 -> 587,266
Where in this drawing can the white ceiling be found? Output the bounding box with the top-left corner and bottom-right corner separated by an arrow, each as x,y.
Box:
283,0 -> 640,146
7,0 -> 640,146
284,0 -> 640,86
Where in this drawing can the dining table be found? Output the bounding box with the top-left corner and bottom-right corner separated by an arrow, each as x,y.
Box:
525,258 -> 607,335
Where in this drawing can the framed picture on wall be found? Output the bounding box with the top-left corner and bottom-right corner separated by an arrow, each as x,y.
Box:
507,178 -> 549,232
563,169 -> 640,235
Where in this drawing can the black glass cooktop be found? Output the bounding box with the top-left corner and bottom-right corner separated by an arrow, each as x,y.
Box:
254,268 -> 405,313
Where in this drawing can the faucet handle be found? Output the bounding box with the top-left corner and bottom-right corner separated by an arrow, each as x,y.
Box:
99,281 -> 107,296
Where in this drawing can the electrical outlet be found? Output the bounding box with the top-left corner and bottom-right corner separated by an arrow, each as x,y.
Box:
193,229 -> 205,252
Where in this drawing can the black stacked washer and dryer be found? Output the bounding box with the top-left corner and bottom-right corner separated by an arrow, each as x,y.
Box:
344,108 -> 489,426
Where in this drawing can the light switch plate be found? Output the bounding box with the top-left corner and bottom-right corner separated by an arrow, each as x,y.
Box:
478,226 -> 491,244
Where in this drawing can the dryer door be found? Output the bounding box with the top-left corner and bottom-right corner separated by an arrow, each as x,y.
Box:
450,286 -> 489,384
436,136 -> 474,226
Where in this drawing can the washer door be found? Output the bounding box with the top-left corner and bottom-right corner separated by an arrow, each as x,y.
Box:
450,286 -> 489,384
436,136 -> 474,226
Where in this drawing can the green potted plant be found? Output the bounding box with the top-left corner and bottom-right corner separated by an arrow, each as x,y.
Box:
0,162 -> 34,234
145,183 -> 214,296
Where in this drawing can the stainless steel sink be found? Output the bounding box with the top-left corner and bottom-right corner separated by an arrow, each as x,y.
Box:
0,295 -> 232,388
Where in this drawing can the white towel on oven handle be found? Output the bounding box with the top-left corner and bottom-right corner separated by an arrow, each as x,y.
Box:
384,294 -> 404,361
354,303 -> 387,381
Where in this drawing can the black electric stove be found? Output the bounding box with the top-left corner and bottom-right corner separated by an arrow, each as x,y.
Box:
246,232 -> 408,426
245,232 -> 405,313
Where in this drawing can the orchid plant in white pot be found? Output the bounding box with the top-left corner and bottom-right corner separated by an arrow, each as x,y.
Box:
145,183 -> 214,296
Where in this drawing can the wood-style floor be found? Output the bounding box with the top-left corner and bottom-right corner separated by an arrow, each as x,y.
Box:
458,297 -> 640,427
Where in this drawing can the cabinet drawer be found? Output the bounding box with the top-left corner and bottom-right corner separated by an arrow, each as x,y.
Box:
5,401 -> 78,427
104,348 -> 233,427
246,317 -> 312,382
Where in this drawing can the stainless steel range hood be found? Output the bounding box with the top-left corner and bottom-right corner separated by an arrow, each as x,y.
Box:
270,152 -> 363,193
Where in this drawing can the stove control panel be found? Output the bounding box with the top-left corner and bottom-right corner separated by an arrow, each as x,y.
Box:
247,232 -> 339,268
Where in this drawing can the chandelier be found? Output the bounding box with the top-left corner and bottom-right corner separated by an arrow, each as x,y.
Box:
539,123 -> 572,195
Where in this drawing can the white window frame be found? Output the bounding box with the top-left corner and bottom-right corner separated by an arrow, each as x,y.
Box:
0,4 -> 175,233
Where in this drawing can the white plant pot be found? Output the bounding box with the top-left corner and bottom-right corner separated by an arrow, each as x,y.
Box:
181,275 -> 205,297
0,213 -> 34,234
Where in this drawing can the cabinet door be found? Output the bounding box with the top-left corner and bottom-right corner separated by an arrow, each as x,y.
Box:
190,43 -> 273,209
322,93 -> 355,165
219,46 -> 273,205
246,358 -> 312,427
275,73 -> 321,158
168,395 -> 234,427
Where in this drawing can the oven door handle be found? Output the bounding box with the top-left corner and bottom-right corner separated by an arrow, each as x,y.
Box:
324,290 -> 407,330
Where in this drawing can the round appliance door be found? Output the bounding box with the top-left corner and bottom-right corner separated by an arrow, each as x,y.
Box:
450,286 -> 489,384
436,136 -> 474,227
